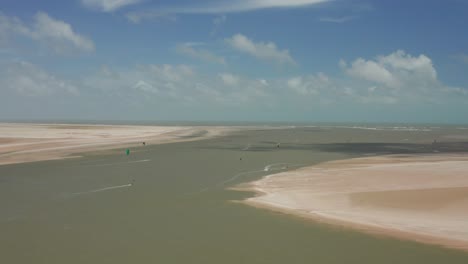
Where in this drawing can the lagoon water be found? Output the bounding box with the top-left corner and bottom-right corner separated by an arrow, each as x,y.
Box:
1,126 -> 468,263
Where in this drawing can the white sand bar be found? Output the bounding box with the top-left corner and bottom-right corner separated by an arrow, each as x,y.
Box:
244,154 -> 468,250
0,123 -> 235,165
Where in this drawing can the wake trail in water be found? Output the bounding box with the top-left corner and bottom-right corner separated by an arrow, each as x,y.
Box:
185,162 -> 305,197
220,162 -> 306,187
264,163 -> 287,171
71,184 -> 132,196
217,169 -> 264,187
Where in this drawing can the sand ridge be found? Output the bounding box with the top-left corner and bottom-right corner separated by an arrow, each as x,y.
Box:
242,154 -> 468,251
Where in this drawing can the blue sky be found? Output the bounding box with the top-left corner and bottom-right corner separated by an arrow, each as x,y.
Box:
1,0 -> 468,123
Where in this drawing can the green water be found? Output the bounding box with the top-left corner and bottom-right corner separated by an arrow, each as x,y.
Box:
1,127 -> 468,263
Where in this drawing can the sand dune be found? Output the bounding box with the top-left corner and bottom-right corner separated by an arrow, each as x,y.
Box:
243,154 -> 468,251
0,123 -> 234,165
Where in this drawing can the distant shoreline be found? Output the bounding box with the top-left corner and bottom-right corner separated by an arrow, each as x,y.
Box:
0,123 -> 238,166
2,120 -> 468,128
240,154 -> 468,251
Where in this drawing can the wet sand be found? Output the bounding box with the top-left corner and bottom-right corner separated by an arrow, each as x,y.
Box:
0,123 -> 235,165
243,154 -> 468,250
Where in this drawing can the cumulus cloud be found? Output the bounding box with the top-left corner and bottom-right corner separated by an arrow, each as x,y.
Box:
81,0 -> 142,12
345,58 -> 398,87
287,72 -> 330,95
343,50 -> 437,89
2,48 -> 466,121
132,80 -> 158,94
81,51 -> 466,110
83,63 -> 272,106
176,43 -> 226,65
219,73 -> 239,86
86,64 -> 194,93
0,13 -> 27,44
336,50 -> 468,105
0,12 -> 94,53
32,12 -> 95,52
1,61 -> 79,96
226,34 -> 296,65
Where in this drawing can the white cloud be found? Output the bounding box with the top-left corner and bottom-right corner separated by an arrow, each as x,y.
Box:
176,43 -> 226,65
132,80 -> 158,94
162,0 -> 329,14
1,61 -> 79,96
0,13 -> 28,44
226,34 -> 296,65
219,73 -> 239,86
287,76 -> 304,91
32,12 -> 95,52
258,79 -> 269,86
343,50 -> 437,89
86,64 -> 195,93
81,0 -> 142,12
319,16 -> 357,23
337,50 -> 468,104
368,86 -> 377,93
83,64 -> 272,106
345,58 -> 398,88
443,86 -> 468,96
124,0 -> 328,23
338,59 -> 347,68
378,50 -> 436,78
145,64 -> 194,82
0,12 -> 94,53
2,47 -> 465,121
287,72 -> 330,95
85,58 -> 457,109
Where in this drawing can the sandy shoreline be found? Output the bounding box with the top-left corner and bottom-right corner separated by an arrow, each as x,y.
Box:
0,123 -> 236,166
241,154 -> 468,251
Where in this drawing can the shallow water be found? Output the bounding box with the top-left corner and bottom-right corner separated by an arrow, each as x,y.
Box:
1,127 -> 468,263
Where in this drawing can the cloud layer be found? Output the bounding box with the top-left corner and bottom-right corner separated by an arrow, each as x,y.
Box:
81,0 -> 142,12
0,12 -> 94,53
1,49 -> 466,121
226,34 -> 296,65
163,0 -> 329,14
78,50 -> 465,109
176,43 -> 226,65
1,61 -> 78,96
343,50 -> 437,90
124,0 -> 329,23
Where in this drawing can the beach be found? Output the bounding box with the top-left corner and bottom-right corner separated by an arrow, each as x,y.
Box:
0,123 -> 234,165
243,154 -> 468,250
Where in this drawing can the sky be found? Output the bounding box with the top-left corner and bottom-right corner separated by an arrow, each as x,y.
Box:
1,0 -> 468,123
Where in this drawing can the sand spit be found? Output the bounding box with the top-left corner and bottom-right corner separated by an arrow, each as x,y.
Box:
243,154 -> 468,251
0,123 -> 236,166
